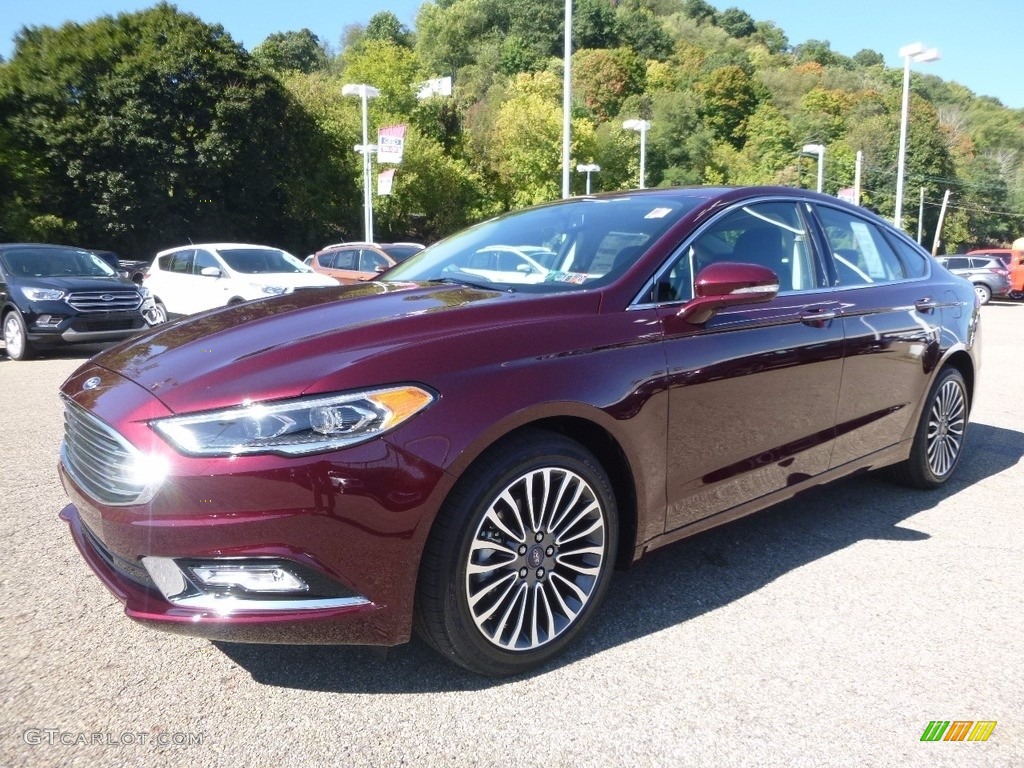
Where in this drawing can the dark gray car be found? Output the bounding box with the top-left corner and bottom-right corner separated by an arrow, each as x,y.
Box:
935,255 -> 1011,304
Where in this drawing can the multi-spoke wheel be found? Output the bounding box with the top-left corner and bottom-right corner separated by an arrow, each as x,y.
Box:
890,366 -> 969,489
416,430 -> 618,676
2,310 -> 33,361
973,283 -> 991,305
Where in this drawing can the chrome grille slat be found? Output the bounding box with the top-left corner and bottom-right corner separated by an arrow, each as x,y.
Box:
66,290 -> 142,313
61,396 -> 158,505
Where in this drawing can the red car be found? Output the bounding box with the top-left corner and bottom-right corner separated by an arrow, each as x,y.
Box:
58,187 -> 980,676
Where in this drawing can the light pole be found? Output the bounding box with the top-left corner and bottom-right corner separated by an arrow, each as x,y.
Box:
623,119 -> 651,189
342,83 -> 380,243
576,163 -> 600,195
562,0 -> 572,199
894,42 -> 940,229
801,143 -> 825,193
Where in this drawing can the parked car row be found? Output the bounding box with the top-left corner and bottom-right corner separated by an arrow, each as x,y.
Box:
966,246 -> 1024,300
934,254 -> 1012,304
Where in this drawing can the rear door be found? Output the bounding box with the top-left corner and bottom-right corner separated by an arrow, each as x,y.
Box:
809,203 -> 942,467
153,250 -> 195,315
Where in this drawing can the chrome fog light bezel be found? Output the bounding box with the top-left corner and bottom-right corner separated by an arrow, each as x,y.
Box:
141,556 -> 370,614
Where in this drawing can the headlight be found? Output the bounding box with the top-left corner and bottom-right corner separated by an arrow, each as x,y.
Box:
21,287 -> 65,301
151,386 -> 435,457
256,284 -> 291,296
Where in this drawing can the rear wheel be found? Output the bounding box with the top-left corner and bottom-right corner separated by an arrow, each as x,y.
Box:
1009,289 -> 1024,301
889,366 -> 969,489
973,283 -> 991,305
2,311 -> 33,361
416,430 -> 618,676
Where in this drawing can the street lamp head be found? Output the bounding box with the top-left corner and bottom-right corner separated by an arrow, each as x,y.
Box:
916,48 -> 940,63
898,42 -> 926,58
342,83 -> 380,99
576,164 -> 600,173
622,119 -> 651,132
801,143 -> 825,156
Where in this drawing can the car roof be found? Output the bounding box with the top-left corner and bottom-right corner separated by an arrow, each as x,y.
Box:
156,243 -> 284,256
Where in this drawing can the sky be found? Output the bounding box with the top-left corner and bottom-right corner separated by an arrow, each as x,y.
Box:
1,0 -> 1022,109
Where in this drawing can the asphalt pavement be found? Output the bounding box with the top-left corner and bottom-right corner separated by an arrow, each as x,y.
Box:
1,302 -> 1021,767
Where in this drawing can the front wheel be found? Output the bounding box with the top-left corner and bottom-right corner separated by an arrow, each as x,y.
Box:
145,300 -> 167,325
416,430 -> 618,676
1008,289 -> 1024,301
889,366 -> 969,489
3,311 -> 34,361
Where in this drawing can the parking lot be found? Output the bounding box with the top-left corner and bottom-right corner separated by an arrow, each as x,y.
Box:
1,301 -> 1021,767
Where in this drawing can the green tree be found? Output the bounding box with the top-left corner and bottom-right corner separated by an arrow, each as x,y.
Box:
572,48 -> 645,121
365,11 -> 413,48
717,8 -> 756,39
252,29 -> 328,73
697,65 -> 761,148
0,4 -> 342,256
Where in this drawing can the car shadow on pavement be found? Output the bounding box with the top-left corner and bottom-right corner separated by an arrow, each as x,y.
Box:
214,421 -> 1022,693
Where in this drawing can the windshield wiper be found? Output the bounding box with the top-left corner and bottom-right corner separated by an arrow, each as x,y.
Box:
424,277 -> 515,293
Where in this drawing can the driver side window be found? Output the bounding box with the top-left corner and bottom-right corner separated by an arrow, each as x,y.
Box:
653,201 -> 819,304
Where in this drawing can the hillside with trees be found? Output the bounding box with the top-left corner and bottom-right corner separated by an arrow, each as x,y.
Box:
1,0 -> 1022,258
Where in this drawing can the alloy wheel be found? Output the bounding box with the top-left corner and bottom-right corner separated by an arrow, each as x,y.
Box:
464,467 -> 607,652
4,314 -> 25,359
926,377 -> 967,478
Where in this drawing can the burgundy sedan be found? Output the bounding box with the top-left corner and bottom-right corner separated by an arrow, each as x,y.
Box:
58,187 -> 980,676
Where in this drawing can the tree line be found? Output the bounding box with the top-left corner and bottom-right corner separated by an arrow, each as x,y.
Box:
1,0 -> 1021,260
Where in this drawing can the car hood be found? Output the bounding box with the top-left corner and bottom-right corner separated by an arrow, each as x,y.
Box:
89,281 -> 599,413
15,275 -> 139,292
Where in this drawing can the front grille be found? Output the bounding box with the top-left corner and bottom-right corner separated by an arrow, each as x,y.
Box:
66,290 -> 142,313
72,317 -> 144,332
80,520 -> 157,589
61,396 -> 155,505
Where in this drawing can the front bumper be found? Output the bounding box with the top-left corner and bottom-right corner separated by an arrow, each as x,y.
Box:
57,365 -> 451,646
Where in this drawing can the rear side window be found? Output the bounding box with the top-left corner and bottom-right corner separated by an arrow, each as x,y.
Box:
887,237 -> 929,278
816,206 -> 908,285
331,250 -> 358,270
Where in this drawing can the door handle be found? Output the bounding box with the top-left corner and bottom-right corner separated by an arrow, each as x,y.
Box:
800,308 -> 837,326
915,298 -> 938,312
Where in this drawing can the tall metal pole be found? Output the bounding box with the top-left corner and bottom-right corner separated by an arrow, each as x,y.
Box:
932,189 -> 951,256
917,187 -> 925,244
854,150 -> 863,206
561,0 -> 572,199
894,52 -> 913,230
360,88 -> 373,243
894,43 -> 939,230
638,123 -> 647,189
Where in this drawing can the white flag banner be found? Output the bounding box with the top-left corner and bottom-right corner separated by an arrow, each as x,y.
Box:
378,168 -> 396,196
377,124 -> 406,164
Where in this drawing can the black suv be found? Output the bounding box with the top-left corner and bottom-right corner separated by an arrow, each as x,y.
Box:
1,243 -> 154,361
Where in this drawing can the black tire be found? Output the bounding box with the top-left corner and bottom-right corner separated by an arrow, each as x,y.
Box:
1009,289 -> 1024,301
2,310 -> 34,361
973,283 -> 991,305
889,366 -> 969,489
415,429 -> 618,676
147,300 -> 168,325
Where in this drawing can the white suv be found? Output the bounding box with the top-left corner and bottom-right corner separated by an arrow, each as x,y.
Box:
144,243 -> 337,320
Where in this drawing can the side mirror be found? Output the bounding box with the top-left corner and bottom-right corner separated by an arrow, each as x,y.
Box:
200,266 -> 222,278
678,261 -> 779,324
516,263 -> 533,273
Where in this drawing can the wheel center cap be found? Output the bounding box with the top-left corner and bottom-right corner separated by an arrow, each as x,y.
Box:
527,546 -> 545,569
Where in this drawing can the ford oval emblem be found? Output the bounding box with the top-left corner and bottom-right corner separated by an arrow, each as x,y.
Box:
82,376 -> 102,391
101,294 -> 114,301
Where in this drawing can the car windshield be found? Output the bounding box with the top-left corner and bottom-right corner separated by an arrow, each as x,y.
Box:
383,195 -> 701,292
1,247 -> 118,278
217,248 -> 310,274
